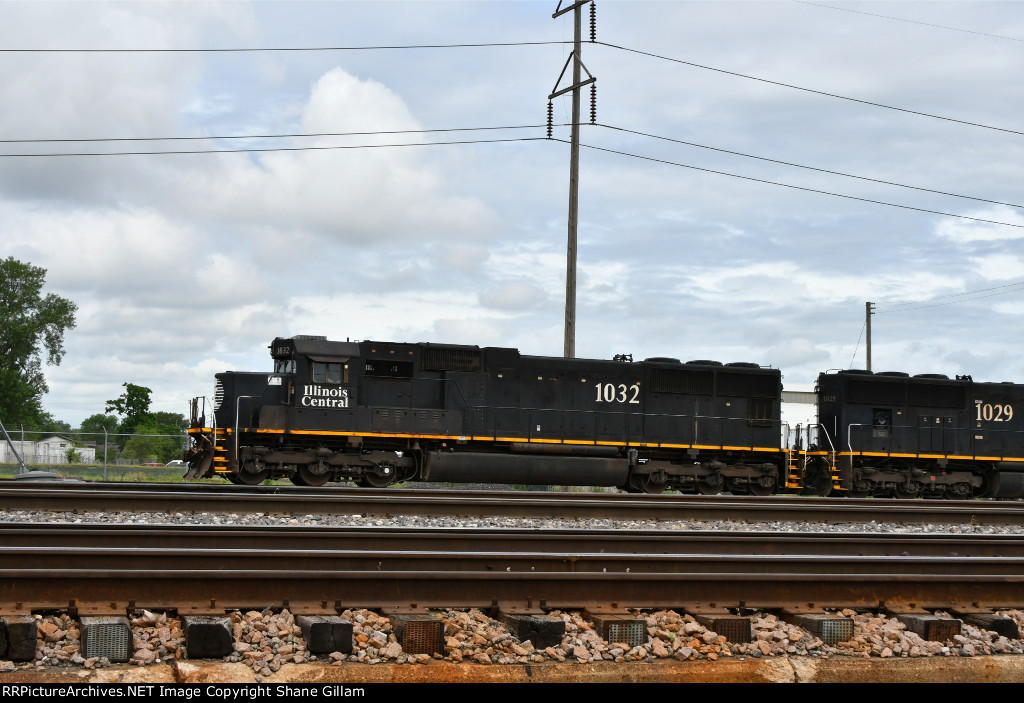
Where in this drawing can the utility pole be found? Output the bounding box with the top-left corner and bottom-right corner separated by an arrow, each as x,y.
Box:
865,301 -> 875,372
550,0 -> 596,358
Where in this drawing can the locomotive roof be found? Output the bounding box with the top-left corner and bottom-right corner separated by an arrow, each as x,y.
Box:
819,369 -> 1014,386
272,336 -> 778,372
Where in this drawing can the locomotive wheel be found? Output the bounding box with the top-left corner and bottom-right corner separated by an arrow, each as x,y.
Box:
358,467 -> 396,488
944,484 -> 971,500
233,470 -> 270,485
748,478 -> 775,497
724,478 -> 748,495
804,464 -> 833,497
290,465 -> 331,487
638,474 -> 667,494
697,477 -> 722,495
893,484 -> 919,500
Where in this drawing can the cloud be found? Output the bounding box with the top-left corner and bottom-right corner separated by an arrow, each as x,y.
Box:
935,208 -> 1024,243
969,254 -> 1024,281
4,1 -> 1024,427
179,67 -> 498,243
478,280 -> 549,311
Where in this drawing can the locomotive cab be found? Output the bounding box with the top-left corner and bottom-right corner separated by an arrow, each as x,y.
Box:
814,370 -> 1024,498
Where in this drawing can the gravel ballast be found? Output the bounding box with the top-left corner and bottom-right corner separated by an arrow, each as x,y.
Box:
3,507 -> 1023,676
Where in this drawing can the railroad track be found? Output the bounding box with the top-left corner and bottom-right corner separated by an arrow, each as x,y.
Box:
2,522 -> 1023,612
3,480 -> 1024,525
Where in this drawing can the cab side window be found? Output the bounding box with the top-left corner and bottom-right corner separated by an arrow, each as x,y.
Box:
312,362 -> 348,384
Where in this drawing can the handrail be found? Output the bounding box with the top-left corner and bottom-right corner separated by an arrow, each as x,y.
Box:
235,395 -> 255,468
813,423 -> 837,468
847,423 -> 863,457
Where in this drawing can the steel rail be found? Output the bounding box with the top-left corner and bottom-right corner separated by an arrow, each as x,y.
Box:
2,482 -> 1023,525
6,547 -> 1024,577
1,524 -> 1023,611
3,568 -> 1023,612
2,523 -> 1024,557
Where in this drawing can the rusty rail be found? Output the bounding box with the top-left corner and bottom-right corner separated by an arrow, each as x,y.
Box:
2,481 -> 1024,525
1,524 -> 1023,612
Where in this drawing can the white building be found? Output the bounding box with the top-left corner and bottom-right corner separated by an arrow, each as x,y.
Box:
0,435 -> 96,464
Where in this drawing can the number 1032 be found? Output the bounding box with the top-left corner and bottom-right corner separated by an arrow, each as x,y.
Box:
595,383 -> 641,404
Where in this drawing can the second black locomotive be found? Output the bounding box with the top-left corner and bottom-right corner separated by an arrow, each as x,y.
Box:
185,335 -> 1024,498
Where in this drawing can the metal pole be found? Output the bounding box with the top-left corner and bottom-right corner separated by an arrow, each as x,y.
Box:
103,428 -> 108,481
0,420 -> 28,474
551,1 -> 595,359
563,4 -> 582,359
866,301 -> 874,372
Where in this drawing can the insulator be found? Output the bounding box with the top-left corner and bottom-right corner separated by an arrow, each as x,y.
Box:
590,84 -> 597,124
590,2 -> 597,42
547,100 -> 553,138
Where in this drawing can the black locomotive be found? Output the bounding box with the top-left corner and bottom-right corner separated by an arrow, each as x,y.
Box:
802,370 -> 1024,499
185,335 -> 782,494
184,335 -> 1024,498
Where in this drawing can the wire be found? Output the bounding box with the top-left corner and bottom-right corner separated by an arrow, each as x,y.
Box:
876,282 -> 1024,313
848,320 -> 866,368
876,288 -> 1024,313
597,41 -> 1024,137
0,135 -> 549,158
878,280 -> 1024,308
551,138 -> 1024,230
791,1 -> 1024,43
8,120 -> 1020,230
0,41 -> 571,53
0,124 -> 550,145
11,119 -> 1016,214
594,123 -> 1024,210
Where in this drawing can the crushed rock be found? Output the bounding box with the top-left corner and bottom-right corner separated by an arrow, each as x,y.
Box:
7,608 -> 1024,671
130,609 -> 184,666
222,608 -> 312,677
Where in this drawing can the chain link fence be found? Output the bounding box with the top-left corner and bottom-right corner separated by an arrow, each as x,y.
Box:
0,425 -> 191,482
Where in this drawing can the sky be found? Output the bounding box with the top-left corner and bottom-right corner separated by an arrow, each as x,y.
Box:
2,0 -> 1023,427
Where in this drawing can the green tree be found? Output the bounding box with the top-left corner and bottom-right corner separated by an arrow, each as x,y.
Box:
105,382 -> 152,435
77,413 -> 120,463
122,414 -> 186,464
78,413 -> 120,438
0,257 -> 77,428
149,411 -> 187,431
32,412 -> 72,434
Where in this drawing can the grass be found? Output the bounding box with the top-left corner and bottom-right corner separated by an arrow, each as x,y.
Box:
0,462 -> 224,484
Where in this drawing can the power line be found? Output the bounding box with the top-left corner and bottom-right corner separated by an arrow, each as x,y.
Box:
877,281 -> 1024,312
0,41 -> 571,53
8,119 -> 1017,212
875,287 -> 1024,313
0,136 -> 548,158
0,124 -> 549,144
6,120 -> 1020,230
553,138 -> 1024,230
848,319 -> 866,368
8,35 -> 1016,137
595,123 -> 1024,211
791,1 -> 1024,43
597,41 -> 1024,137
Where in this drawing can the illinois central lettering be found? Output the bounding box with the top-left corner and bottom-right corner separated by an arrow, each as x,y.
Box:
301,385 -> 350,407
